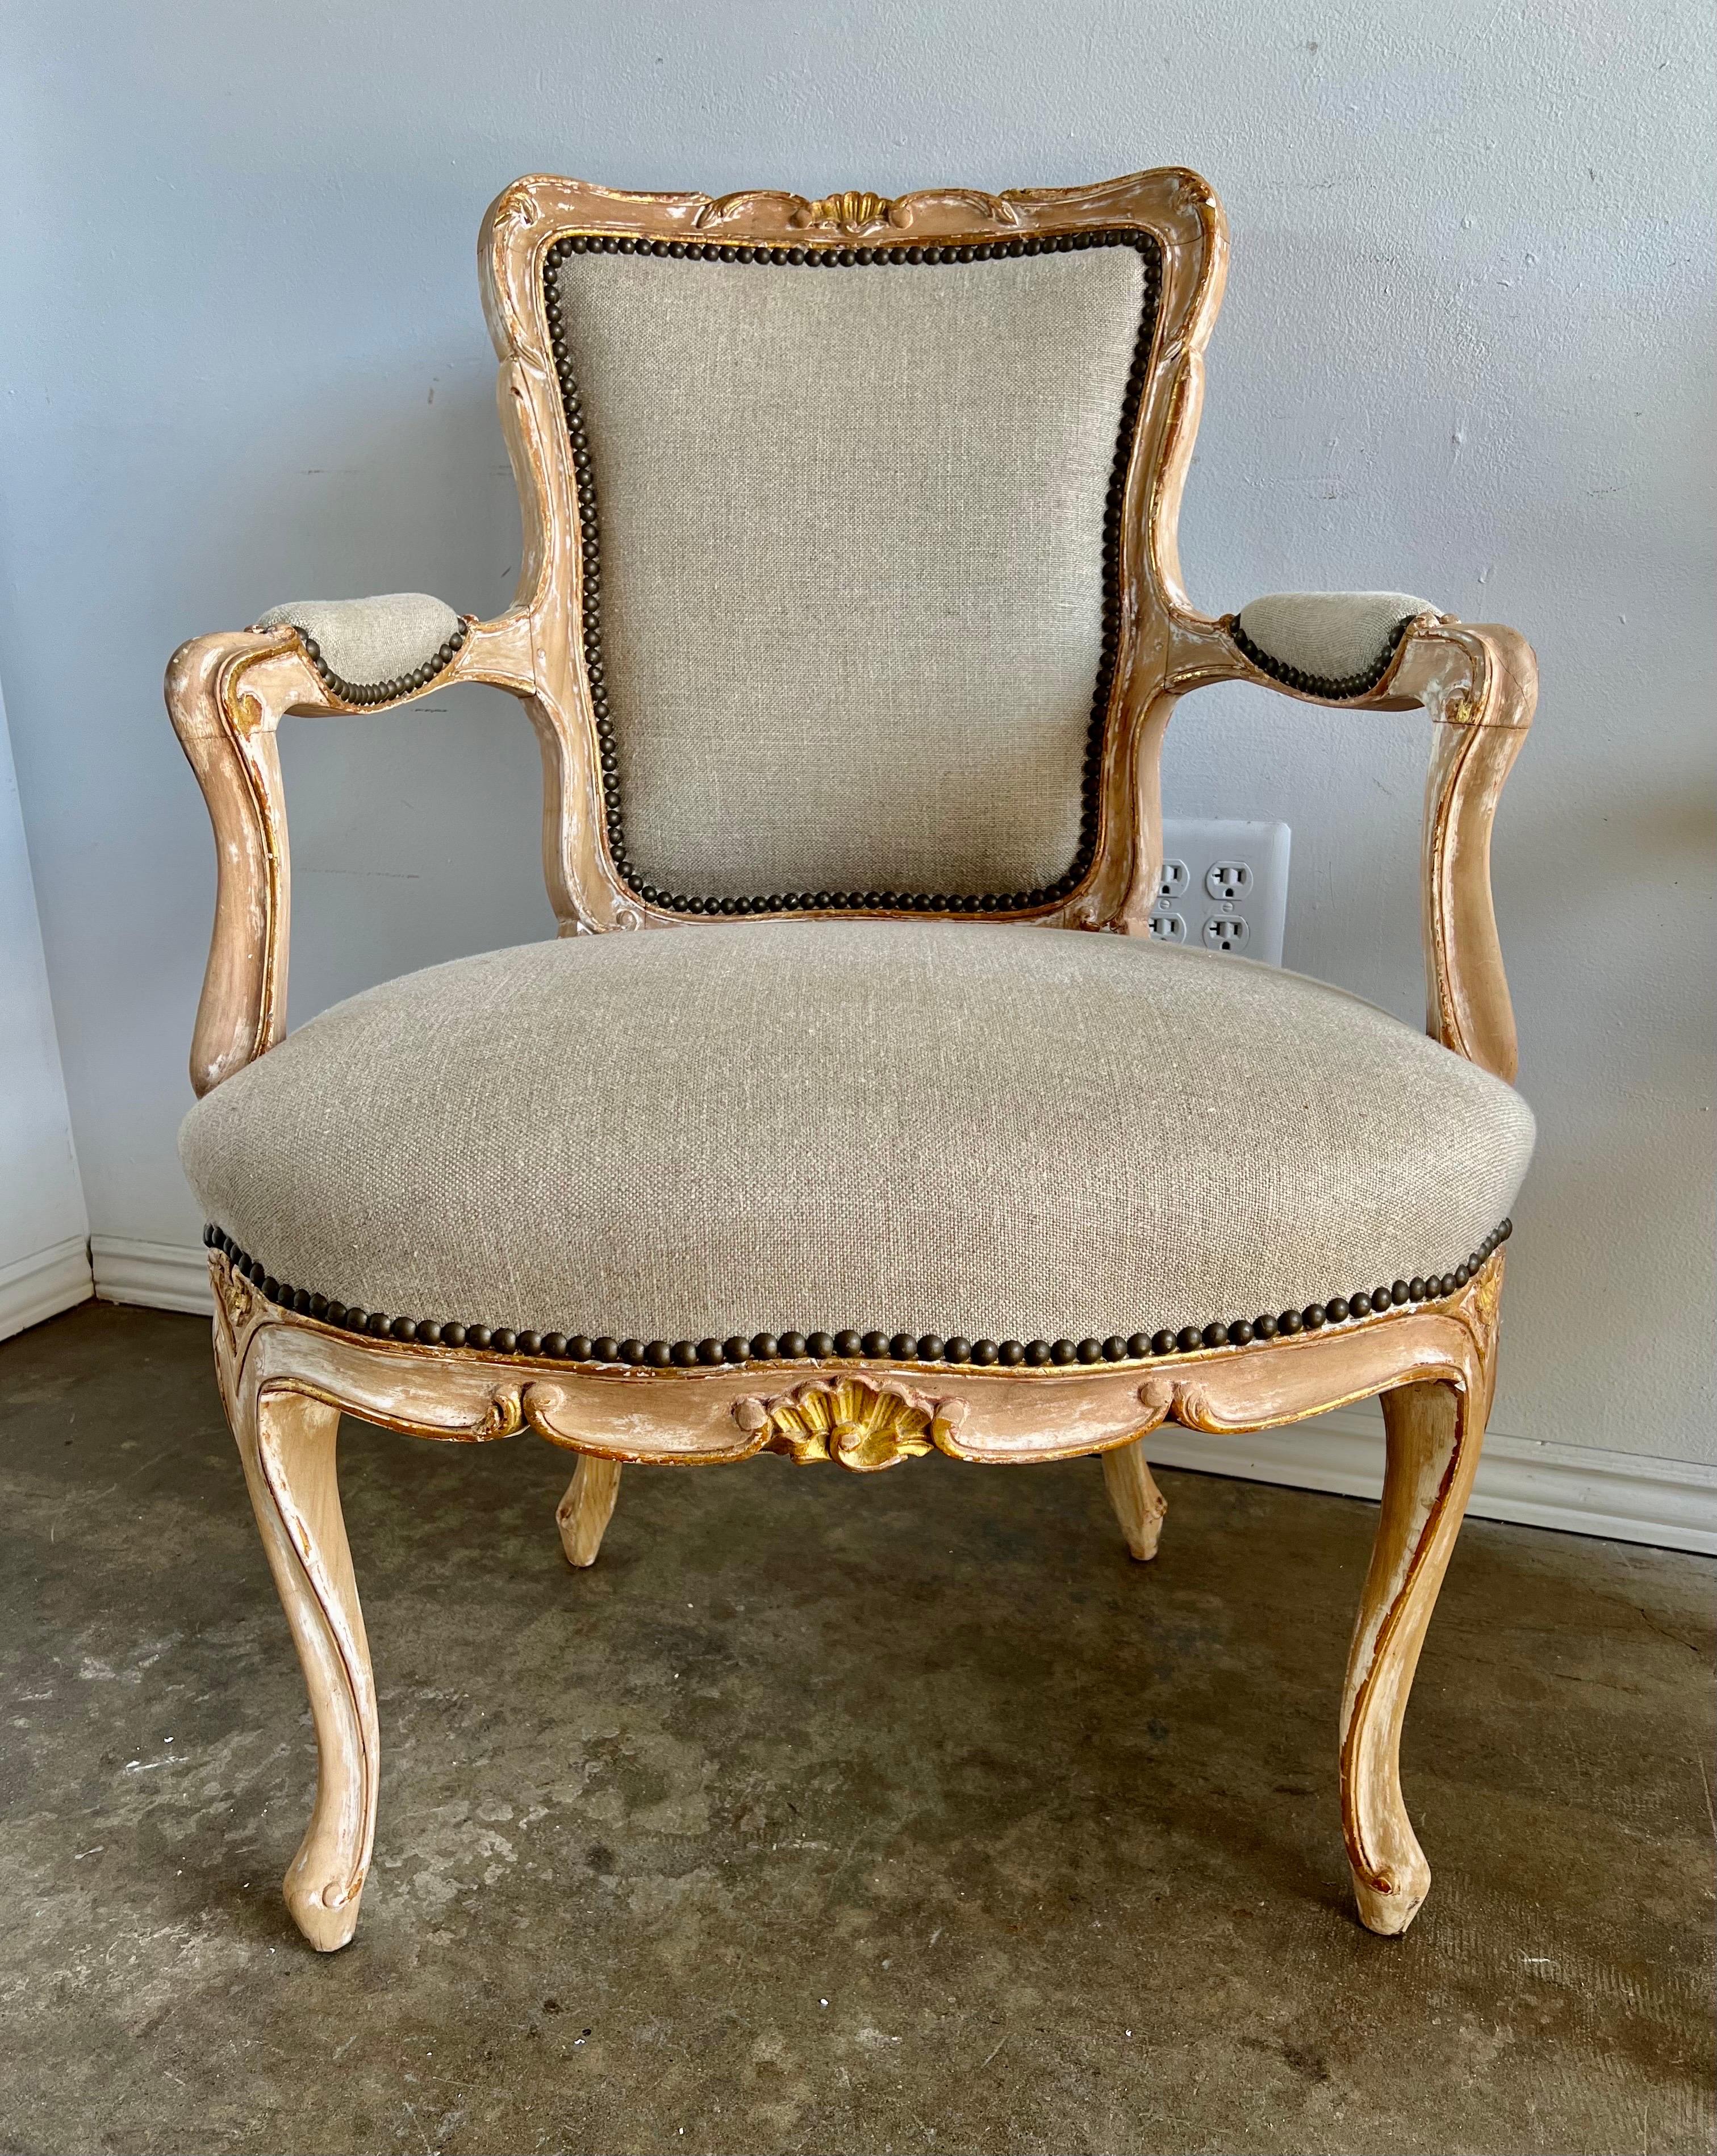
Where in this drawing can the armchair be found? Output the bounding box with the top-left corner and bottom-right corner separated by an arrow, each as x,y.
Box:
167,168 -> 1535,1953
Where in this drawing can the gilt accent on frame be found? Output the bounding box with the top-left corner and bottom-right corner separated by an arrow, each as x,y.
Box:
794,190 -> 897,233
732,1374 -> 970,1471
211,1250 -> 258,1346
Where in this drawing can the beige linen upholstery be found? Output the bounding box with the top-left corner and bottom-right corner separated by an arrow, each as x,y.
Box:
554,249 -> 1146,897
1235,591 -> 1434,685
255,593 -> 462,686
181,921 -> 1534,1345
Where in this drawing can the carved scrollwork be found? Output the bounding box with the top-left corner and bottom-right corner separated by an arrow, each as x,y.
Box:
1066,898 -> 1123,934
1136,1376 -> 1174,1418
210,1251 -> 259,1362
695,185 -> 1021,237
1459,1254 -> 1503,1341
892,187 -> 1020,231
496,185 -> 539,233
732,1374 -> 966,1471
1137,1361 -> 1323,1436
473,1385 -> 526,1440
216,1254 -> 257,1331
1130,1373 -> 1238,1434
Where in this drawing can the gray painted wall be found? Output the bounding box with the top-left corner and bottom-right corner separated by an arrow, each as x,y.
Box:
0,1 -> 1710,1459
0,672 -> 87,1313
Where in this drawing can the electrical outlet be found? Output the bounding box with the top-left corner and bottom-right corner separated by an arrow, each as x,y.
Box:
1151,819 -> 1291,966
1202,911 -> 1250,953
1204,860 -> 1253,903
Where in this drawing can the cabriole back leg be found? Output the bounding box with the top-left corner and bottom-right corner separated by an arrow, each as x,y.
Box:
1102,1438 -> 1168,1560
557,1455 -> 622,1567
1340,1376 -> 1486,1934
230,1374 -> 377,1950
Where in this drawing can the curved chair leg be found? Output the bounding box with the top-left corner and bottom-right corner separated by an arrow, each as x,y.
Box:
1102,1440 -> 1168,1561
1340,1377 -> 1485,1936
557,1455 -> 622,1567
232,1382 -> 377,1951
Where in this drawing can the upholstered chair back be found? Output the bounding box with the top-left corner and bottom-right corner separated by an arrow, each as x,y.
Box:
547,235 -> 1158,914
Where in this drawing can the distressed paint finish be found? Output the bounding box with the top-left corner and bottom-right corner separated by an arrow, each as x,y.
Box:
207,1240 -> 1506,1947
165,168 -> 1536,1950
1102,1437 -> 1169,1561
555,1452 -> 621,1568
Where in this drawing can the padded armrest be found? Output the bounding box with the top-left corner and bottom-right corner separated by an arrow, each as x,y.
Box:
1232,590 -> 1436,699
253,592 -> 468,706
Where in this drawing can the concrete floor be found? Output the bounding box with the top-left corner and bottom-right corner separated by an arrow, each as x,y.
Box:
1,1303 -> 1712,2156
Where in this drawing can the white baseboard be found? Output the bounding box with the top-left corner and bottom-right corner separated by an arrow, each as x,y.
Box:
1143,1407 -> 1717,1557
91,1235 -> 214,1315
0,1235 -> 94,1342
85,1238 -> 1717,1557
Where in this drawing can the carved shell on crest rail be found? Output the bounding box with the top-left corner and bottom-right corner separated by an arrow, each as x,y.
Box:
732,1375 -> 970,1471
698,187 -> 1021,238
795,186 -> 1022,233
796,191 -> 897,233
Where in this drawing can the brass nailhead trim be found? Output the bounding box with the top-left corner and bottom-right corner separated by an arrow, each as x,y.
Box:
542,227 -> 1164,919
1229,614 -> 1414,701
203,1219 -> 1512,1369
281,620 -> 471,708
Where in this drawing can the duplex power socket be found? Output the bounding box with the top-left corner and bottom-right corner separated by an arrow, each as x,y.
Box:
1150,819 -> 1292,966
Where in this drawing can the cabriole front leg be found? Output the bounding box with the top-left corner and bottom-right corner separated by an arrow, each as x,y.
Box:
229,1369 -> 377,1950
1339,1376 -> 1485,1934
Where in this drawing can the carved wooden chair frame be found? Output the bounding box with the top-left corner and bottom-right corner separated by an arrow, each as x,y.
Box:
168,169 -> 1535,1951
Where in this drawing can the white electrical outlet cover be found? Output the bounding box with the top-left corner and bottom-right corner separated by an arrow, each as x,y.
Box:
1153,819 -> 1292,967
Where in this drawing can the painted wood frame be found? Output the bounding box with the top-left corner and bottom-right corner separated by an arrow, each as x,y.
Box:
166,168 -> 1536,1952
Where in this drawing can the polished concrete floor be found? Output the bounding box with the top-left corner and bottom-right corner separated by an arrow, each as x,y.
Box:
1,1301 -> 1712,2156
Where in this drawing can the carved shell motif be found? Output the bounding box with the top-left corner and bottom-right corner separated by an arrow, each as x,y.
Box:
734,1375 -> 938,1471
793,190 -> 897,234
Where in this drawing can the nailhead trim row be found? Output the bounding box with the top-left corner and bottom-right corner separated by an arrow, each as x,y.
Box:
542,226 -> 1164,919
1229,612 -> 1415,701
278,620 -> 471,708
203,1219 -> 1511,1368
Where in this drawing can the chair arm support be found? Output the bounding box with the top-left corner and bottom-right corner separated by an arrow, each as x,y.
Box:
1162,606 -> 1536,1084
253,593 -> 471,705
1226,590 -> 1435,699
165,606 -> 534,1097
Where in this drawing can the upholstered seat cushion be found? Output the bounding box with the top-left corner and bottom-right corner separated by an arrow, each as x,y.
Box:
180,921 -> 1532,1349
